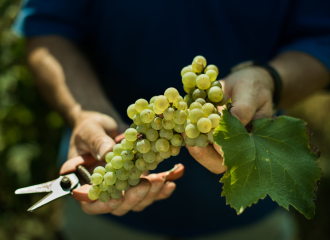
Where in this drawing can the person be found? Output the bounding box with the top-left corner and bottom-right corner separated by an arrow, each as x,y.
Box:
13,0 -> 330,239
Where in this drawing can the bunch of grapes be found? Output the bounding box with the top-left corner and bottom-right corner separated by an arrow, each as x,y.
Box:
88,55 -> 226,202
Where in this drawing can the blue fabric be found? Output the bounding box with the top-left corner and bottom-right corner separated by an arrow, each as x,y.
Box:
15,0 -> 330,237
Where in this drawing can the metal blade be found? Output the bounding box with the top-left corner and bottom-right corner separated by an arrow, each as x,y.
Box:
15,180 -> 55,194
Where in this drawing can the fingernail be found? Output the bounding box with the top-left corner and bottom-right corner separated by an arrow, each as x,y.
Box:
165,182 -> 175,194
137,186 -> 149,197
99,142 -> 111,159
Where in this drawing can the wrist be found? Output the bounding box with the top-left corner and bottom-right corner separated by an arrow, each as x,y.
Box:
66,104 -> 83,127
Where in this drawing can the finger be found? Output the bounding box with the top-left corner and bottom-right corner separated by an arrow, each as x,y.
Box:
114,132 -> 125,143
79,195 -> 124,215
158,163 -> 185,181
111,178 -> 151,216
156,181 -> 176,200
132,174 -> 164,212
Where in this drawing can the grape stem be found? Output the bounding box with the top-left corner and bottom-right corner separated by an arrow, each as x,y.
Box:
163,164 -> 180,182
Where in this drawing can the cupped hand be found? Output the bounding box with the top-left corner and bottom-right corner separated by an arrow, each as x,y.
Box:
185,66 -> 274,174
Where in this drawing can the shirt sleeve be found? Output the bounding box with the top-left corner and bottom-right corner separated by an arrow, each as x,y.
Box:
276,0 -> 330,73
13,0 -> 92,42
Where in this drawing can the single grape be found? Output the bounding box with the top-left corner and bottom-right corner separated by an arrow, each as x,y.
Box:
181,65 -> 193,77
135,99 -> 149,113
173,96 -> 184,108
174,124 -> 185,133
170,134 -> 183,146
206,69 -> 217,82
104,172 -> 117,185
156,138 -> 170,152
110,189 -> 122,199
154,95 -> 169,111
196,134 -> 209,148
130,166 -> 142,179
136,124 -> 148,134
183,94 -> 190,103
189,108 -> 204,123
185,123 -> 200,138
183,85 -> 195,94
159,128 -> 173,140
211,80 -> 222,88
208,86 -> 223,102
147,161 -> 158,170
135,152 -> 143,159
116,168 -> 129,181
115,180 -> 128,191
105,162 -> 117,173
127,104 -> 138,120
121,139 -> 134,150
107,185 -> 117,194
208,113 -> 221,128
173,110 -> 187,124
146,122 -> 152,129
140,109 -> 155,123
191,58 -> 204,73
130,123 -> 137,128
217,94 -> 227,106
111,156 -> 124,169
113,144 -> 123,156
193,55 -> 207,67
133,141 -> 138,151
163,107 -> 175,120
151,117 -> 163,130
204,64 -> 219,75
185,136 -> 196,147
182,72 -> 197,88
197,117 -> 212,133
135,159 -> 148,172
160,148 -> 172,159
155,152 -> 164,163
184,119 -> 191,128
150,96 -> 157,103
208,129 -> 214,142
162,118 -> 175,130
146,128 -> 159,142
153,105 -> 164,114
88,185 -> 100,200
195,98 -> 206,106
93,166 -> 106,176
187,98 -> 194,107
105,152 -> 114,163
136,139 -> 151,153
202,103 -> 214,117
121,150 -> 134,161
99,181 -> 108,191
133,113 -> 142,125
91,173 -> 103,185
170,145 -> 181,156
150,141 -> 158,152
128,178 -> 140,186
148,103 -> 155,111
192,89 -> 206,100
98,191 -> 111,202
196,74 -> 211,90
164,87 -> 179,103
125,128 -> 138,141
190,102 -> 203,110
143,151 -> 156,163
123,160 -> 134,170
177,101 -> 187,111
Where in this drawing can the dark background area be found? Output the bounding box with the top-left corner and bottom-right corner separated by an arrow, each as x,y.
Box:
0,1 -> 329,239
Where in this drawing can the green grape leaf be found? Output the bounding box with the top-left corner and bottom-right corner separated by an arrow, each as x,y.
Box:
213,102 -> 322,219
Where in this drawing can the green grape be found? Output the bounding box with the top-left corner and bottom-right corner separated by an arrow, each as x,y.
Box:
208,129 -> 214,142
195,98 -> 206,106
208,113 -> 221,128
140,109 -> 155,123
150,141 -> 158,152
196,74 -> 211,90
185,136 -> 196,147
98,191 -> 110,202
197,117 -> 212,133
162,118 -> 175,130
189,102 -> 202,110
110,189 -> 122,199
163,107 -> 175,120
192,89 -> 207,100
204,64 -> 219,75
148,161 -> 158,170
155,152 -> 164,163
146,122 -> 151,129
173,110 -> 187,124
208,86 -> 223,102
159,128 -> 173,140
124,184 -> 130,191
187,98 -> 194,107
121,139 -> 134,150
206,69 -> 218,82
146,129 -> 159,142
153,105 -> 163,114
135,99 -> 149,113
170,134 -> 183,146
154,95 -> 169,111
136,139 -> 151,153
181,65 -> 193,77
136,124 -> 148,134
125,128 -> 138,141
150,96 -> 157,103
128,178 -> 140,186
191,58 -> 204,73
135,159 -> 148,172
130,123 -> 137,128
133,113 -> 143,125
123,160 -> 134,170
217,94 -> 227,106
177,101 -> 187,111
173,96 -> 184,108
156,138 -> 170,152
143,151 -> 156,163
88,185 -> 100,200
115,180 -> 128,191
183,94 -> 190,103
193,55 -> 207,67
188,89 -> 194,99
121,150 -> 134,161
135,152 -> 143,159
171,145 -> 181,156
113,144 -> 123,156
130,166 -> 142,179
174,124 -> 185,133
99,181 -> 108,191
196,134 -> 209,148
93,166 -> 106,176
151,117 -> 163,130
105,162 -> 116,173
133,141 -> 138,151
202,103 -> 214,117
160,148 -> 172,159
107,185 -> 116,194
185,123 -> 200,138
184,119 -> 191,128
91,173 -> 103,185
111,156 -> 124,169
211,80 -> 222,88
127,104 -> 138,120
148,103 -> 155,111
104,172 -> 117,185
105,152 -> 115,163
164,87 -> 179,103
182,72 -> 197,88
189,108 -> 204,123
183,85 -> 195,94
116,168 -> 129,180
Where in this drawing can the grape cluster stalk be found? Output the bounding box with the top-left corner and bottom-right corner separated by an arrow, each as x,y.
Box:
88,55 -> 226,202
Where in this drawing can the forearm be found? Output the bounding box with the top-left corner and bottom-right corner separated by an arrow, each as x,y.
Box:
269,51 -> 330,108
27,36 -> 124,127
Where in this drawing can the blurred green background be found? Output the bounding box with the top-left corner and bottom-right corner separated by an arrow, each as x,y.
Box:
0,1 -> 329,240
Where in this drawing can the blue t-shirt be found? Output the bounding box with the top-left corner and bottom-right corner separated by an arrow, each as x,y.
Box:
14,0 -> 330,237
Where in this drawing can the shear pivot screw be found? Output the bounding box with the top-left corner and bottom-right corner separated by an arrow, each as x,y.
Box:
60,177 -> 71,189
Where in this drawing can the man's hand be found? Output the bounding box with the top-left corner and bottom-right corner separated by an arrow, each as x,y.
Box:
185,66 -> 274,174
